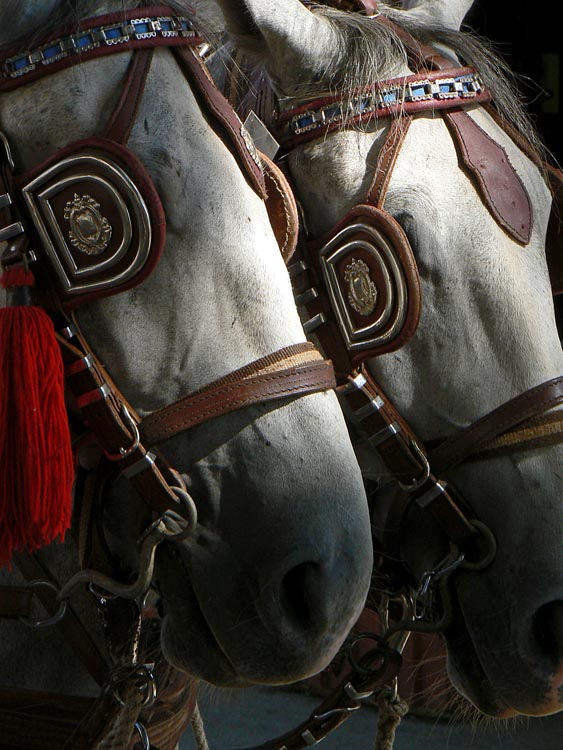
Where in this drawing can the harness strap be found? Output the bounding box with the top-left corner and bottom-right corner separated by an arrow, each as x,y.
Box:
0,6 -> 202,92
13,551 -> 109,687
172,45 -> 267,200
430,376 -> 563,475
366,115 -> 412,208
141,343 -> 335,445
104,48 -> 155,145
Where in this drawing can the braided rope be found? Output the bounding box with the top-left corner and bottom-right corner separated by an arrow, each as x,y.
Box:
191,703 -> 211,750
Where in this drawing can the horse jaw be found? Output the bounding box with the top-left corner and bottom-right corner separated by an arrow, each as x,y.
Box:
400,0 -> 474,31
215,0 -> 340,89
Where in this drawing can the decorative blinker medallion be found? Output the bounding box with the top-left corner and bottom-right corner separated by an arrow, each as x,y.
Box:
344,258 -> 378,316
309,204 -> 421,362
20,142 -> 166,308
64,193 -> 112,256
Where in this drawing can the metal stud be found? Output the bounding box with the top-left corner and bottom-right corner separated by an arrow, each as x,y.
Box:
303,313 -> 326,333
288,259 -> 308,278
416,480 -> 448,509
354,395 -> 384,421
337,371 -> 367,396
369,421 -> 401,447
295,288 -> 318,306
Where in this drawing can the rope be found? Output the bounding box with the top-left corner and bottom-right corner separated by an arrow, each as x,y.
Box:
374,693 -> 409,750
191,703 -> 210,750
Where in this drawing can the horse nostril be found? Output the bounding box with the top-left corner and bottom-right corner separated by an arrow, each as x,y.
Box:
281,562 -> 321,628
533,601 -> 563,664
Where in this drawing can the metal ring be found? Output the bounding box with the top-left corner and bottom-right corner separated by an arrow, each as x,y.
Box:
134,722 -> 150,750
19,580 -> 67,629
398,441 -> 431,492
104,404 -> 141,461
111,665 -> 156,710
347,631 -> 385,675
460,520 -> 497,571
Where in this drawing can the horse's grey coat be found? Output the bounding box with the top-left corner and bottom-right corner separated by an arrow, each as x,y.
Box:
0,0 -> 373,695
214,0 -> 563,718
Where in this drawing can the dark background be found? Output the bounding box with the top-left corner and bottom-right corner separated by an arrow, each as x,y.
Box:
468,1 -> 562,327
468,1 -> 561,164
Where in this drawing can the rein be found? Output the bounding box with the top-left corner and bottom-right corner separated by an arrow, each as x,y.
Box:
0,6 -> 337,749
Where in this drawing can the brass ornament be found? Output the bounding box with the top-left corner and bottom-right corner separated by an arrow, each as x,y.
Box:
344,258 -> 378,316
64,193 -> 112,256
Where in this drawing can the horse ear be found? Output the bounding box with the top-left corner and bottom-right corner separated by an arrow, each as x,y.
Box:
400,0 -> 474,31
215,0 -> 339,80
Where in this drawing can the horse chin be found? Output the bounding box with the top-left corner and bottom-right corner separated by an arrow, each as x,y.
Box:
155,543 -> 247,686
444,585 -> 561,718
444,611 -> 517,718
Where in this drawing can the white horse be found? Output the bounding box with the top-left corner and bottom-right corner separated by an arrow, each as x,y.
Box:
0,0 -> 374,734
215,0 -> 563,720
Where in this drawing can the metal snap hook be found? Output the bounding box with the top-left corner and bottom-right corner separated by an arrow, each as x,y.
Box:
104,404 -> 141,461
398,441 -> 431,492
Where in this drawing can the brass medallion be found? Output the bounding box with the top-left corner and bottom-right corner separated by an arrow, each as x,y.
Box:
344,258 -> 378,316
64,193 -> 112,256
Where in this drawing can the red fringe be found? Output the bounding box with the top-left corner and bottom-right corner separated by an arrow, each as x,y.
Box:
1,267 -> 35,289
0,305 -> 73,566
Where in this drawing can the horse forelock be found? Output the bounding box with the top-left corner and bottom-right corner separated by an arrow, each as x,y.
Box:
261,2 -> 546,164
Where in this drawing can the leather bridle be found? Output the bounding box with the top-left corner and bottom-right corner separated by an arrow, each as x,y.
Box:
0,6 -> 337,749
271,9 -> 563,575
211,4 -> 563,748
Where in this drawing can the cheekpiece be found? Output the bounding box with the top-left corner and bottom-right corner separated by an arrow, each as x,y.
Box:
308,204 -> 421,362
17,138 -> 166,308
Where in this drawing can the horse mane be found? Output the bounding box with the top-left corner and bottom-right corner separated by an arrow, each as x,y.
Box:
226,2 -> 546,163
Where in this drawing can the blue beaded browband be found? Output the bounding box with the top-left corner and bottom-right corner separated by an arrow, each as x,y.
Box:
1,12 -> 198,82
276,68 -> 489,145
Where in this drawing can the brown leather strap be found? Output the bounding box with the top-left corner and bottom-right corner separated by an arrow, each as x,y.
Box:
430,376 -> 563,475
337,368 -> 425,481
442,108 -> 533,245
141,343 -> 336,445
104,48 -> 155,145
172,45 -> 267,200
0,6 -> 203,93
60,328 -> 181,515
365,115 -> 413,207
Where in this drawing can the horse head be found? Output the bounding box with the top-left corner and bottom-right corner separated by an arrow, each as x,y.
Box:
0,0 -> 373,696
215,0 -> 563,717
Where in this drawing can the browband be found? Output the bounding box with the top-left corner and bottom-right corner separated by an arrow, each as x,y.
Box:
276,67 -> 490,146
0,6 -> 202,91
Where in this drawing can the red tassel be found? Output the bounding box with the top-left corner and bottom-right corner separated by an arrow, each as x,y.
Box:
0,267 -> 73,566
